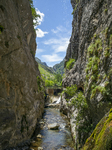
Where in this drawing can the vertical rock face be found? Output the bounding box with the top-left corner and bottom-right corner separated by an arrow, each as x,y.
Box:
62,0 -> 112,148
0,0 -> 44,149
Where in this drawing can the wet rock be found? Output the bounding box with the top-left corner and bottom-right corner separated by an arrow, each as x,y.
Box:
37,134 -> 42,138
38,147 -> 43,150
47,103 -> 60,108
48,123 -> 59,130
39,121 -> 44,124
61,145 -> 67,148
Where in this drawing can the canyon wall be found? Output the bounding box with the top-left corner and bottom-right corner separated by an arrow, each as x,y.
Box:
61,0 -> 112,149
0,0 -> 45,149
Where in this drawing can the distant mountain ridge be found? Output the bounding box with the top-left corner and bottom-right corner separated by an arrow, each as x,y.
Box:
53,59 -> 65,75
35,57 -> 55,74
35,57 -> 48,67
35,57 -> 65,75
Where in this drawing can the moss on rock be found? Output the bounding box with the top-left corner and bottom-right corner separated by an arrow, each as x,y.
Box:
81,108 -> 112,150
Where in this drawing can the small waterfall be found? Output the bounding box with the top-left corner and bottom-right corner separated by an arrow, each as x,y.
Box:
56,96 -> 61,104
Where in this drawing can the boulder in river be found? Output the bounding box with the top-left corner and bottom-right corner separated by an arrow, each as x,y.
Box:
38,147 -> 43,150
37,134 -> 42,138
48,123 -> 59,130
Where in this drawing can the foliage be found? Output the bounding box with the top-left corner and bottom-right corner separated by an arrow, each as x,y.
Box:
64,84 -> 77,98
45,80 -> 54,87
84,32 -> 111,100
37,61 -> 62,87
29,0 -> 40,27
104,9 -> 108,14
66,58 -> 75,70
55,74 -> 62,83
71,92 -> 88,110
37,76 -> 43,91
72,3 -> 78,15
53,59 -> 65,75
63,84 -> 89,144
72,0 -> 80,15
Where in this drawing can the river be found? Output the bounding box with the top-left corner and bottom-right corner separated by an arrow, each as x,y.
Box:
30,107 -> 74,150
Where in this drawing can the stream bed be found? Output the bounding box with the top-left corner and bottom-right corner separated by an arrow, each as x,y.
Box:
30,108 -> 74,150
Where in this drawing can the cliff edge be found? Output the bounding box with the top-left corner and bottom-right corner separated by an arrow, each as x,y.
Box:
0,0 -> 44,149
61,0 -> 112,149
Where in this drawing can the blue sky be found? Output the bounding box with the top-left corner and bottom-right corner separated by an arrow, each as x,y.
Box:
33,0 -> 73,67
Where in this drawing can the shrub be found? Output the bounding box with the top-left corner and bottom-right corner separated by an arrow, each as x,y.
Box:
64,84 -> 77,98
37,76 -> 43,91
66,58 -> 75,70
29,0 -> 40,27
71,92 -> 88,109
45,80 -> 54,87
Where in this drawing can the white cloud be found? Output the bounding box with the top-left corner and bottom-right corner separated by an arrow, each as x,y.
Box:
51,26 -> 68,34
33,9 -> 45,29
36,9 -> 44,25
36,48 -> 44,54
42,54 -> 63,62
36,28 -> 48,38
43,37 -> 69,53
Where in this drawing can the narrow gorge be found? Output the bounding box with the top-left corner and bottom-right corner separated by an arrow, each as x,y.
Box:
0,0 -> 112,150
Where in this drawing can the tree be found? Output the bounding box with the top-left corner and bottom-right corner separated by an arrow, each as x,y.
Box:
55,74 -> 62,85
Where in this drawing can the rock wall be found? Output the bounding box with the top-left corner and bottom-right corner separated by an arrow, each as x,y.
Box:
61,0 -> 112,149
0,0 -> 45,149
81,109 -> 112,150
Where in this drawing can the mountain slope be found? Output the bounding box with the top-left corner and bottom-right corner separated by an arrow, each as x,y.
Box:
53,59 -> 65,75
35,57 -> 55,74
35,57 -> 63,87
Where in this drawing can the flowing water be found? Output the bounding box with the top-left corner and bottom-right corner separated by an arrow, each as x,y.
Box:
30,108 -> 74,150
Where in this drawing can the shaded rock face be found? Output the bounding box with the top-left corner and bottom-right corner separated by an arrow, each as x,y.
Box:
62,0 -> 112,149
0,0 -> 44,149
82,109 -> 112,150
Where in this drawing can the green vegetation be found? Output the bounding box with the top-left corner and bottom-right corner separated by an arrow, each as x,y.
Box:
104,8 -> 108,14
37,76 -> 43,91
29,0 -> 40,27
72,0 -> 80,15
84,32 -> 111,100
64,85 -> 88,121
66,58 -> 75,70
53,59 -> 65,75
64,84 -> 77,98
72,3 -> 78,15
37,61 -> 62,87
55,74 -> 62,83
82,109 -> 112,150
71,92 -> 88,110
63,84 -> 92,143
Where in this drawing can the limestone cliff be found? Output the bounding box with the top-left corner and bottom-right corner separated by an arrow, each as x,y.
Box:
0,0 -> 44,149
61,0 -> 112,149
